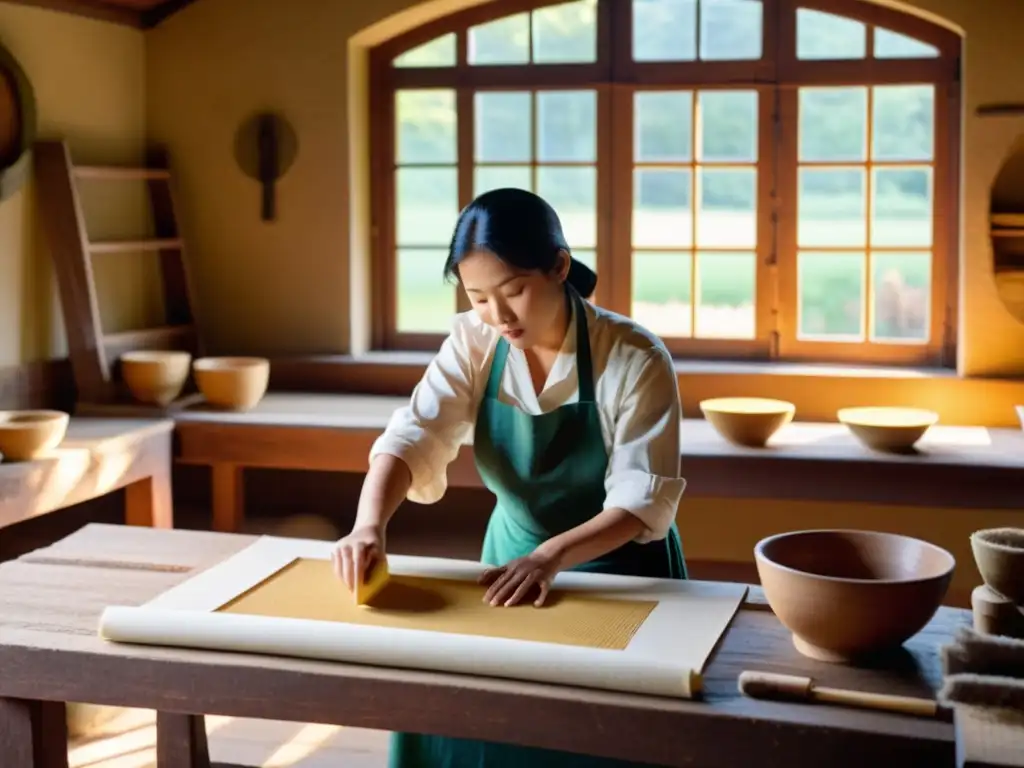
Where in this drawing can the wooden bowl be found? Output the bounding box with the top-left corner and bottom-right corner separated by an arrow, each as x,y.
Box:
193,356 -> 269,411
754,529 -> 955,662
970,527 -> 1024,604
699,397 -> 795,447
120,351 -> 192,406
0,410 -> 69,461
837,406 -> 938,452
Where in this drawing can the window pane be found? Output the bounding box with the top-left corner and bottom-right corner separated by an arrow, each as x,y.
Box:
635,91 -> 692,163
697,168 -> 756,248
394,34 -> 457,68
537,91 -> 597,161
632,251 -> 692,338
536,166 -> 597,247
396,90 -> 456,164
799,87 -> 867,162
633,169 -> 692,248
872,85 -> 935,162
475,165 -> 532,196
871,167 -> 933,247
798,168 -> 866,247
475,92 -> 531,162
573,248 -> 597,273
796,8 -> 866,60
696,251 -> 755,338
871,251 -> 930,342
396,168 -> 458,246
532,0 -> 598,63
874,28 -> 939,58
700,0 -> 762,61
469,14 -> 529,64
698,90 -> 758,162
397,249 -> 454,333
633,0 -> 697,61
798,252 -> 865,340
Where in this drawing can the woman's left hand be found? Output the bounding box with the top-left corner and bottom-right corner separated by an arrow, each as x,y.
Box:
479,546 -> 563,607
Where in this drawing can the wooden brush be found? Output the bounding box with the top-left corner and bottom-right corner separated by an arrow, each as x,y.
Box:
738,670 -> 940,718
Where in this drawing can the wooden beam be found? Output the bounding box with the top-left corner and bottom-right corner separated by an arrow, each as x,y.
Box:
141,0 -> 199,28
0,0 -> 142,27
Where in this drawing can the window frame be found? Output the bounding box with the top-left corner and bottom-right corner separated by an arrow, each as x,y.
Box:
368,0 -> 962,365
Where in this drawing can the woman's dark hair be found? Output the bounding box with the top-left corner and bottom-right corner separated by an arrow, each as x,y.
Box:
443,187 -> 598,298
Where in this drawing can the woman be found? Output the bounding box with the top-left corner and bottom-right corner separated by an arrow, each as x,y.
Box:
332,187 -> 687,767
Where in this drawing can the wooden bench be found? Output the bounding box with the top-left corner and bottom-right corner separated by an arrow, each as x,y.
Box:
0,523 -> 974,767
0,418 -> 175,532
156,393 -> 1024,533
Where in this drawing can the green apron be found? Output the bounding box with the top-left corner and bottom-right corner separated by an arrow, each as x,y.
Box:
389,288 -> 687,768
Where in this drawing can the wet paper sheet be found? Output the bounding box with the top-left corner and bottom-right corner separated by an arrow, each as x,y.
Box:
219,558 -> 658,650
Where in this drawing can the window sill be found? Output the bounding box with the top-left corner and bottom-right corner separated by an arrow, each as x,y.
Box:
266,352 -> 1021,428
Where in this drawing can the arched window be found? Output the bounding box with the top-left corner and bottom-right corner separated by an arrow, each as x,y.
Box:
368,0 -> 960,366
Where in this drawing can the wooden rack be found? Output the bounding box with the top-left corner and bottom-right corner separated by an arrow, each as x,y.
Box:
33,140 -> 203,407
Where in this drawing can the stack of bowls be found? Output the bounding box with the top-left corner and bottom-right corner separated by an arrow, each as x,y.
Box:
969,528 -> 1024,638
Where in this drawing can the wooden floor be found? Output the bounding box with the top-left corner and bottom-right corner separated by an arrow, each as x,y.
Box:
69,707 -> 390,768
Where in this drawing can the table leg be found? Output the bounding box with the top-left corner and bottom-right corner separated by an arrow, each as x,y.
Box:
125,430 -> 174,529
0,698 -> 68,768
156,712 -> 210,768
211,463 -> 245,532
125,474 -> 174,529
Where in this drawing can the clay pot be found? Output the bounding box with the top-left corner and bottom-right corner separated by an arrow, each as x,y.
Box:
970,527 -> 1024,604
700,397 -> 795,447
0,410 -> 69,461
754,529 -> 955,662
838,406 -> 938,452
193,356 -> 269,411
120,351 -> 192,406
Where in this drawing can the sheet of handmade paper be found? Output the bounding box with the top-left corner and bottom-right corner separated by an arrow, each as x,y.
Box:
217,558 -> 657,650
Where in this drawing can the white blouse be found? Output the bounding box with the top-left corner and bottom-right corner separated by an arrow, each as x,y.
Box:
369,298 -> 687,544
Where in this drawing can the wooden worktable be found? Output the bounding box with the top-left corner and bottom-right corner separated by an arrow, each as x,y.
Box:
0,523 -> 970,767
0,418 -> 174,531
148,393 -> 1024,532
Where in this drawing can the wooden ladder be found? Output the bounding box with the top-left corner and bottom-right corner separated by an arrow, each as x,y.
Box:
33,139 -> 203,407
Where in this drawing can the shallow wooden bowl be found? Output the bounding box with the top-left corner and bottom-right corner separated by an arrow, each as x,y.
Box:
120,350 -> 192,406
838,406 -> 938,452
0,410 -> 69,461
754,529 -> 955,662
193,356 -> 270,411
971,527 -> 1024,604
699,397 -> 795,447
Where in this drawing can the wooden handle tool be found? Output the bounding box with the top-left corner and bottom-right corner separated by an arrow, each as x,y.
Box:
738,670 -> 939,718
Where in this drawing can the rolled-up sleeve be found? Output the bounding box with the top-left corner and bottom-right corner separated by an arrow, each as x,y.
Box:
368,325 -> 479,505
602,348 -> 686,543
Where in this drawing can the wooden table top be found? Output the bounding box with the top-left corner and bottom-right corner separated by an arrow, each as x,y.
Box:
0,523 -> 970,766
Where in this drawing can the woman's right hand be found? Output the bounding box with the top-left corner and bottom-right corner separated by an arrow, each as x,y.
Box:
331,524 -> 386,592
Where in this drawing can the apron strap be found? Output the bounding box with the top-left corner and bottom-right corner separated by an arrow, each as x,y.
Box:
483,337 -> 510,400
569,286 -> 596,404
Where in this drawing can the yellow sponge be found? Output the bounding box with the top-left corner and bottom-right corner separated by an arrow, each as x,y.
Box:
355,557 -> 390,606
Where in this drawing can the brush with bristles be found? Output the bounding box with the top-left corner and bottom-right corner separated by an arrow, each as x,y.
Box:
939,626 -> 1024,711
939,674 -> 1024,711
942,626 -> 1024,678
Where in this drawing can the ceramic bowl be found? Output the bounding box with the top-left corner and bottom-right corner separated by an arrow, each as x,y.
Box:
754,529 -> 955,662
700,397 -> 796,447
0,410 -> 70,461
120,350 -> 192,406
838,406 -> 938,452
970,527 -> 1024,604
193,356 -> 270,411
